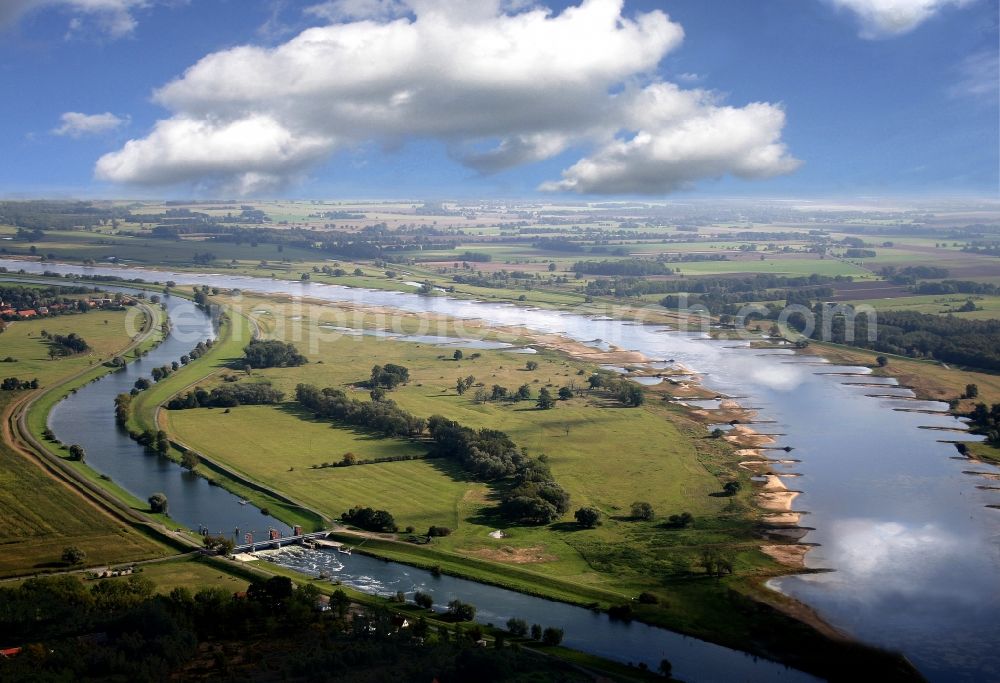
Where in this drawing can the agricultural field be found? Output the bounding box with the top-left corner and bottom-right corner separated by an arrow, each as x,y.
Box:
0,393 -> 167,578
0,306 -> 138,386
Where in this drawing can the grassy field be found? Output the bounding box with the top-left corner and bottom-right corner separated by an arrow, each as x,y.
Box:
0,436 -> 166,577
0,308 -> 138,385
0,370 -> 167,581
843,293 -> 1000,320
163,297 -> 766,606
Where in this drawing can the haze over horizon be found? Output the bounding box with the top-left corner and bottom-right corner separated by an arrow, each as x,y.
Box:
1,0 -> 997,200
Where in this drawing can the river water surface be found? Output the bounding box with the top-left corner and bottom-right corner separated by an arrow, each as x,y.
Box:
6,259 -> 999,682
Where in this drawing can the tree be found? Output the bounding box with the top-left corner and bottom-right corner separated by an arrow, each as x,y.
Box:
542,627 -> 564,646
447,599 -> 476,621
530,623 -> 543,641
506,617 -> 528,637
966,383 -> 980,399
61,546 -> 86,565
574,506 -> 602,528
525,360 -> 539,371
667,511 -> 694,528
413,591 -> 434,609
723,481 -> 742,496
516,384 -> 531,400
536,387 -> 555,410
341,452 -> 357,466
630,501 -> 654,520
181,451 -> 199,470
659,659 -> 673,678
548,262 -> 557,272
148,492 -> 168,514
203,534 -> 234,555
876,355 -> 889,367
558,386 -> 573,400
453,349 -> 463,361
68,444 -> 85,462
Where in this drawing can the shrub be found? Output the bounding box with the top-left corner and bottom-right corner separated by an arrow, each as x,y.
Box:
574,507 -> 601,528
541,627 -> 564,646
506,618 -> 528,637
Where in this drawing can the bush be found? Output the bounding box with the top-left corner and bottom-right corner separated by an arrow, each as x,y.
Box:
413,591 -> 434,609
242,339 -> 307,368
61,546 -> 86,565
630,501 -> 654,520
427,525 -> 452,537
638,591 -> 659,605
541,627 -> 564,646
506,618 -> 528,637
447,599 -> 476,622
666,511 -> 694,528
341,505 -> 397,532
148,492 -> 168,514
574,507 -> 601,528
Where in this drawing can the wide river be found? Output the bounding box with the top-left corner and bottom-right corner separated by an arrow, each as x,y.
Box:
6,259 -> 998,682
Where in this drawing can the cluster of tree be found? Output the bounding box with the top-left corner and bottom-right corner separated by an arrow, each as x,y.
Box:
368,363 -> 410,389
573,259 -> 674,276
585,272 -> 843,304
0,199 -> 126,230
962,243 -> 1000,256
427,417 -> 569,524
312,451 -> 434,469
341,505 -> 397,532
166,383 -> 284,410
2,572 -> 556,682
471,382 -> 533,404
587,373 -> 645,406
459,251 -> 492,262
454,375 -> 477,394
182,339 -> 214,365
505,618 -> 565,646
296,384 -> 426,438
880,265 -> 950,283
150,364 -> 177,382
426,416 -> 527,480
451,271 -> 548,290
499,456 -> 570,525
967,403 -> 1000,445
842,248 -> 877,258
532,238 -> 585,252
914,280 -> 999,296
49,332 -> 89,355
802,306 -> 1000,371
114,393 -> 132,425
446,599 -> 476,621
665,511 -> 695,528
133,429 -> 170,456
242,339 -> 308,368
1,377 -> 38,390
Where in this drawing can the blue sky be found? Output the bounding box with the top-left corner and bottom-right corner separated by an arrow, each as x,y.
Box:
0,0 -> 996,199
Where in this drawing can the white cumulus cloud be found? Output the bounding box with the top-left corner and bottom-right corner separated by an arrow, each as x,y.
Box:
827,0 -> 974,38
53,111 -> 129,137
96,0 -> 800,195
542,84 -> 801,195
